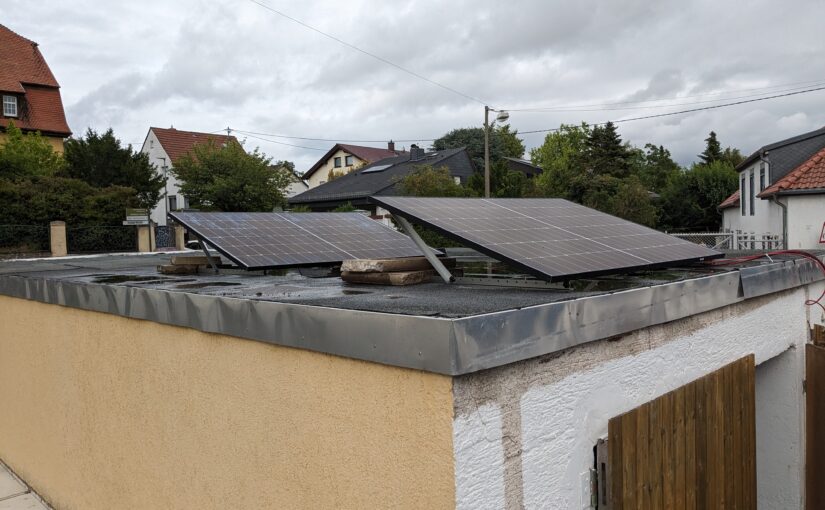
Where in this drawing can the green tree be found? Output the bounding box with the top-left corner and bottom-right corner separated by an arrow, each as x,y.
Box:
172,140 -> 290,212
432,124 -> 525,170
631,143 -> 681,193
397,165 -> 473,197
62,128 -> 165,208
467,160 -> 528,197
721,146 -> 744,168
528,123 -> 591,197
585,121 -> 631,178
658,160 -> 738,231
698,131 -> 723,165
0,122 -> 65,179
332,202 -> 357,212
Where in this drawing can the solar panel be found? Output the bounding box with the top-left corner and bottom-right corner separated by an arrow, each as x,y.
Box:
169,211 -> 424,270
361,164 -> 393,173
371,197 -> 722,281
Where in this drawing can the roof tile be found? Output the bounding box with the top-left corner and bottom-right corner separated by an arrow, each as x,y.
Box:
718,190 -> 740,209
759,146 -> 825,197
151,127 -> 239,164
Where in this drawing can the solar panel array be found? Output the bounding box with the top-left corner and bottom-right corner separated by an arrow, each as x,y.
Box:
169,211 -> 424,270
372,197 -> 722,280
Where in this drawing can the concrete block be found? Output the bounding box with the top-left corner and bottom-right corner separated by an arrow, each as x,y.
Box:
341,270 -> 435,286
0,463 -> 26,501
341,257 -> 454,273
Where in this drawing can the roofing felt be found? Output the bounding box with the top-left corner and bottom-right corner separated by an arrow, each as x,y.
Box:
760,145 -> 825,197
289,148 -> 474,205
150,128 -> 239,164
737,126 -> 825,184
719,190 -> 740,209
303,143 -> 405,179
0,25 -> 59,93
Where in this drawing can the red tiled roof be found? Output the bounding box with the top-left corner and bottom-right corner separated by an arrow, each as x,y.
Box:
0,25 -> 59,92
719,190 -> 740,209
151,127 -> 240,164
304,143 -> 404,179
759,146 -> 825,197
0,25 -> 70,136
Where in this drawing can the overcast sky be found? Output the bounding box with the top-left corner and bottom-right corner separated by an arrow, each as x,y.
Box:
6,0 -> 825,172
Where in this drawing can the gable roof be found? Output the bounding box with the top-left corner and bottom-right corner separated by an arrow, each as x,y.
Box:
289,148 -> 475,206
303,143 -> 403,179
718,190 -> 740,209
150,127 -> 239,164
503,157 -> 543,177
759,145 -> 825,197
0,25 -> 70,136
737,126 -> 825,184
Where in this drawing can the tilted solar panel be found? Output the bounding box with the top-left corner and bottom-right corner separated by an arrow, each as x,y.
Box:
168,211 -> 424,270
371,197 -> 722,281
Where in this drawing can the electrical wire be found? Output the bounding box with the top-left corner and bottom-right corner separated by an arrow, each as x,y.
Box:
507,80 -> 825,113
707,250 -> 825,312
518,85 -> 825,135
231,128 -> 437,144
504,78 -> 825,112
236,131 -> 328,151
244,0 -> 488,106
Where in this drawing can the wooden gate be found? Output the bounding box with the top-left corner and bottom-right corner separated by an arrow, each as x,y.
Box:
606,355 -> 756,509
806,340 -> 825,509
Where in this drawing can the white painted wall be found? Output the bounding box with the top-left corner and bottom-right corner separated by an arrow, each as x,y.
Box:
725,159 -> 783,239
453,285 -> 818,509
786,194 -> 825,249
141,130 -> 181,227
755,346 -> 805,509
284,178 -> 308,198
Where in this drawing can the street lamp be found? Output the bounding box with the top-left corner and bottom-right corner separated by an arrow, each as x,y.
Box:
484,106 -> 510,198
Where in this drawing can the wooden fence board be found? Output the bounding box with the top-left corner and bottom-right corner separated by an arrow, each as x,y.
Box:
607,355 -> 756,509
806,344 -> 825,509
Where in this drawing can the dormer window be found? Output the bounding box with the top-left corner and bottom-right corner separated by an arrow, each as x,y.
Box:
2,95 -> 17,117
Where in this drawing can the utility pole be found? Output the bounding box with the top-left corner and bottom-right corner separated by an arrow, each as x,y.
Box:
226,126 -> 231,136
484,106 -> 490,198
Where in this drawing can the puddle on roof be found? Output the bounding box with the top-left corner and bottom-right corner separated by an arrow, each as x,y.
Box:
94,275 -> 173,284
176,282 -> 243,289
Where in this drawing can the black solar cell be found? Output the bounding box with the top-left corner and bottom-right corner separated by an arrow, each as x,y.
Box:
168,211 -> 423,269
371,197 -> 722,280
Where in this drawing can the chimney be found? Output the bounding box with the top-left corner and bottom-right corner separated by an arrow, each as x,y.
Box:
410,144 -> 425,161
388,140 -> 395,152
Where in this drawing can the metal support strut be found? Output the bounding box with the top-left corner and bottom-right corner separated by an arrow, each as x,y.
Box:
196,235 -> 220,274
393,214 -> 454,284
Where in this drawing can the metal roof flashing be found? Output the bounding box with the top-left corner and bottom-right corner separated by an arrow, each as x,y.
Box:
0,254 -> 821,376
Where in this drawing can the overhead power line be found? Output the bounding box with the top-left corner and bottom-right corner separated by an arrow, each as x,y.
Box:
233,84 -> 825,150
245,0 -> 488,106
504,78 -> 825,112
519,85 -> 825,135
508,80 -> 825,113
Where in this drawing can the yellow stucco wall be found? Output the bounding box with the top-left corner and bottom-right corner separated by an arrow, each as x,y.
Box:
0,132 -> 64,154
306,149 -> 364,188
0,296 -> 455,509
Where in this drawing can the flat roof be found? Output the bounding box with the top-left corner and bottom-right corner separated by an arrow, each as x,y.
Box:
0,252 -> 821,375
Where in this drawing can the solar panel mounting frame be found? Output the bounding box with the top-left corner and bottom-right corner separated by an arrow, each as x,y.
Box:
371,196 -> 723,282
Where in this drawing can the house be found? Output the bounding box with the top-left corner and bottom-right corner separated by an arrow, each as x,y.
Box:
0,24 -> 71,152
283,168 -> 309,198
140,127 -> 238,226
503,156 -> 543,178
303,142 -> 404,188
720,126 -> 825,249
288,145 -> 475,216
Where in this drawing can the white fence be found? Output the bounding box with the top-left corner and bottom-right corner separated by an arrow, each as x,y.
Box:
671,232 -> 783,251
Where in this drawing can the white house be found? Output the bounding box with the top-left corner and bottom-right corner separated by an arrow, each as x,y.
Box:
721,126 -> 825,249
140,127 -> 238,226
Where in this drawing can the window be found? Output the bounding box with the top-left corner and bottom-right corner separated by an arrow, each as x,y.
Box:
345,155 -> 353,166
741,175 -> 746,216
749,170 -> 755,216
2,95 -> 17,117
334,157 -> 342,168
168,195 -> 178,211
759,163 -> 765,191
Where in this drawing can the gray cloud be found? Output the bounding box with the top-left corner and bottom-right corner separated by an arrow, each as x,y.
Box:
6,0 -> 825,170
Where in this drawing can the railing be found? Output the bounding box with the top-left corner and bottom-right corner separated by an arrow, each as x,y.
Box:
67,225 -> 137,254
671,231 -> 783,251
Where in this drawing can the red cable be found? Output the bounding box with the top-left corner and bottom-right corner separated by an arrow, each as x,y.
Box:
707,250 -> 825,313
